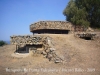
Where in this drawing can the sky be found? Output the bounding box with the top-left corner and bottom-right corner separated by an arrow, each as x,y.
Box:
0,0 -> 69,41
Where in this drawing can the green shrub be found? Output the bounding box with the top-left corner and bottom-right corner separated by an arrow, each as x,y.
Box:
0,40 -> 7,46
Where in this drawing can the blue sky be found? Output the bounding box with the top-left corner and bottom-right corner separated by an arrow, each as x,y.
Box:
0,0 -> 69,41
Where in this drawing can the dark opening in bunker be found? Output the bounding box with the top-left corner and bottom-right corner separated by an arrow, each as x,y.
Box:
32,29 -> 70,34
16,44 -> 43,53
81,37 -> 92,40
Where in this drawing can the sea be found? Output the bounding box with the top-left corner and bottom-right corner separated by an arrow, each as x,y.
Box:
6,41 -> 10,44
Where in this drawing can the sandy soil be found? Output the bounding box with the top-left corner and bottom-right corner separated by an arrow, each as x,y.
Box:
0,34 -> 100,75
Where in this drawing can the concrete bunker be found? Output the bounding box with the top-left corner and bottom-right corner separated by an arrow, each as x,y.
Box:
30,21 -> 73,34
76,33 -> 96,40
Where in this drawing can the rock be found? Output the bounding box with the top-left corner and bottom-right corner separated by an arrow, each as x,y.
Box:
59,55 -> 65,61
47,40 -> 52,47
50,48 -> 56,51
43,55 -> 46,58
47,54 -> 53,58
45,49 -> 50,53
55,58 -> 62,63
53,54 -> 57,58
55,60 -> 61,63
42,51 -> 47,55
86,27 -> 94,32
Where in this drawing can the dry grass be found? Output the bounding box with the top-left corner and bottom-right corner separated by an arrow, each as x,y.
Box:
0,34 -> 100,75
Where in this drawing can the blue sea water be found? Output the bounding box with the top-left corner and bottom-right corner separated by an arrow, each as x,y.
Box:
6,41 -> 10,44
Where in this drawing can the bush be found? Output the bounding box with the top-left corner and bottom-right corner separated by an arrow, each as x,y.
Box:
0,40 -> 7,46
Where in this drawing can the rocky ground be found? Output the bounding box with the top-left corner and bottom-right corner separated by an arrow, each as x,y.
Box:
0,33 -> 100,75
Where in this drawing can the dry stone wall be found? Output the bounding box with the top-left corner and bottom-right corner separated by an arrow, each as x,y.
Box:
42,37 -> 63,63
30,21 -> 73,32
10,35 -> 43,45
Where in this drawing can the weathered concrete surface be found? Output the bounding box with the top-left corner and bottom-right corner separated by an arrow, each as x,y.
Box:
30,21 -> 73,32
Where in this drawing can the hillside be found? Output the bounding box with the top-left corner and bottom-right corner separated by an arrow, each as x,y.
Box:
0,34 -> 100,75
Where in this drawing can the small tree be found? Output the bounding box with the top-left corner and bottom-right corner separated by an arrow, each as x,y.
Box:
63,0 -> 100,28
63,0 -> 90,28
0,40 -> 7,46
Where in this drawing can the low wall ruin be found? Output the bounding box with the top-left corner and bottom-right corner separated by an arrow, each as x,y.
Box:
10,35 -> 63,63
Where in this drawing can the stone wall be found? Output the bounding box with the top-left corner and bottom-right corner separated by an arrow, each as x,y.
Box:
30,21 -> 73,32
10,35 -> 43,45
